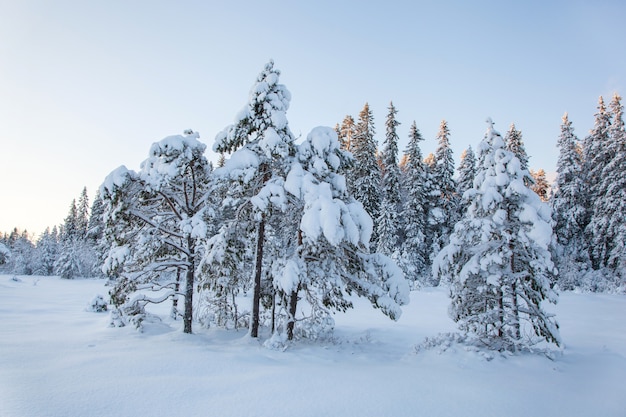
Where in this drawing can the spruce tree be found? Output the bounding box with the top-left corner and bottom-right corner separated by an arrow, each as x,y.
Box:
77,187 -> 90,239
551,113 -> 589,289
434,118 -> 560,351
587,94 -> 626,275
504,123 -> 529,171
338,115 -> 356,152
584,96 -> 614,269
530,169 -> 550,202
456,146 -> 476,214
428,120 -> 458,284
376,102 -> 402,257
349,103 -> 381,251
400,121 -> 429,283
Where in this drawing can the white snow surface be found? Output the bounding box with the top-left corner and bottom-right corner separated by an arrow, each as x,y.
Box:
1,275 -> 625,417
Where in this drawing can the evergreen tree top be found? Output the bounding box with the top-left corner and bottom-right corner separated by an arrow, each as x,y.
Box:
214,60 -> 294,157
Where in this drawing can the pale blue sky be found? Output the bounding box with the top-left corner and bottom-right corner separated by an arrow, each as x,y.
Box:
1,0 -> 625,236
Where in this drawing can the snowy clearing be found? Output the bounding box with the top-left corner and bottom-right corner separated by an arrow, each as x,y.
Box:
1,275 -> 625,417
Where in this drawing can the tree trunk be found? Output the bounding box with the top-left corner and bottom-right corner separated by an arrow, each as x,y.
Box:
171,268 -> 181,319
183,238 -> 195,334
251,216 -> 265,338
287,230 -> 303,341
497,285 -> 504,339
287,288 -> 299,341
511,281 -> 520,340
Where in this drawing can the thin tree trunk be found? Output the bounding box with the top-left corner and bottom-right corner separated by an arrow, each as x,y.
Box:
287,288 -> 299,341
287,231 -> 303,341
251,216 -> 265,338
511,281 -> 520,340
497,285 -> 504,339
171,268 -> 182,319
183,238 -> 195,334
251,164 -> 270,338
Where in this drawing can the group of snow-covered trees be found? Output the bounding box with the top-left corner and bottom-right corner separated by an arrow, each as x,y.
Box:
3,62 -> 624,351
96,61 -> 408,342
549,95 -> 626,292
0,187 -> 103,278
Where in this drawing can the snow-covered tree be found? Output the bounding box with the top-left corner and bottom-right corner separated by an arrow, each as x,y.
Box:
376,102 -> 403,257
428,120 -> 459,284
337,115 -> 356,152
400,121 -> 429,283
77,187 -> 90,238
34,227 -> 59,276
530,169 -> 550,202
86,194 -> 106,277
349,103 -> 381,250
0,241 -> 9,266
211,60 -> 296,338
6,229 -> 35,275
277,126 -> 409,342
504,123 -> 529,171
101,130 -> 213,333
456,146 -> 476,214
551,113 -> 589,289
434,118 -> 560,351
587,94 -> 626,277
55,195 -> 95,279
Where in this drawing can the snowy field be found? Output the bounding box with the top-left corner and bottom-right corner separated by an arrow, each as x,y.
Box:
1,275 -> 625,417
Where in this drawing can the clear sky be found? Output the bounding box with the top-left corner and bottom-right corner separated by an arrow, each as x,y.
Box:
1,0 -> 625,237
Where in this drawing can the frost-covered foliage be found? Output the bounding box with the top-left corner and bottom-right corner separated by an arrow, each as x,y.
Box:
434,118 -> 560,351
100,130 -> 213,334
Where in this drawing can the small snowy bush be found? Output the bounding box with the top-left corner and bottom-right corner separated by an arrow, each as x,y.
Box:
87,294 -> 108,312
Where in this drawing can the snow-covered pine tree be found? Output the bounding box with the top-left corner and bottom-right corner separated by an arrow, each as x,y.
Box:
211,60 -> 296,338
376,102 -> 403,258
338,115 -> 356,152
101,130 -> 213,333
504,123 -> 529,171
530,168 -> 550,202
277,126 -> 409,341
456,146 -> 476,215
587,94 -> 626,279
605,94 -> 626,279
551,113 -> 589,290
428,120 -> 459,284
86,194 -> 106,277
6,229 -> 35,275
34,227 -> 59,276
55,196 -> 93,279
77,187 -> 90,239
349,103 -> 381,251
400,121 -> 429,284
584,96 -> 614,270
434,118 -> 560,351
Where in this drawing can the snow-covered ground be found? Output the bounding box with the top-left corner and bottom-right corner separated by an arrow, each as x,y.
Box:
1,275 -> 624,417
